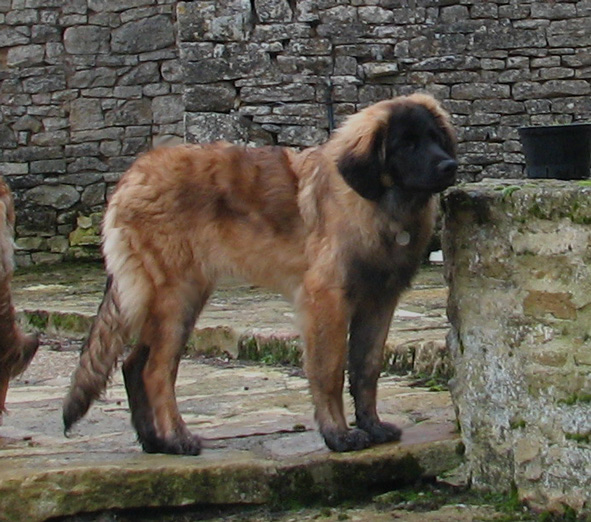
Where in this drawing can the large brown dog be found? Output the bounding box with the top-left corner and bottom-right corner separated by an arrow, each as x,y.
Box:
0,176 -> 39,421
63,93 -> 457,454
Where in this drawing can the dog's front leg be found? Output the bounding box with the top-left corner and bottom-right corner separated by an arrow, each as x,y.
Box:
348,297 -> 402,444
298,277 -> 371,452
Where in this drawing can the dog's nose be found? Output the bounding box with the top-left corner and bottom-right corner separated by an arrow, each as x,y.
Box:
438,159 -> 458,177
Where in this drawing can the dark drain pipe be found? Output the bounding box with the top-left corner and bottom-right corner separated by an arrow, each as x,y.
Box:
325,78 -> 335,133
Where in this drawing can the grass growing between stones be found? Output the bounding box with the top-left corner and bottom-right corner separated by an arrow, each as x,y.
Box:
238,336 -> 303,367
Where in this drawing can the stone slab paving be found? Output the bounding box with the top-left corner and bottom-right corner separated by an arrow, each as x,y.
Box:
0,263 -> 460,520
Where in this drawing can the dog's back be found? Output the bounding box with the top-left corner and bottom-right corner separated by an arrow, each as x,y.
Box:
104,143 -> 310,309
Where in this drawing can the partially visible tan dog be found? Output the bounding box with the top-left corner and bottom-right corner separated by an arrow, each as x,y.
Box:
0,176 -> 39,421
64,93 -> 457,454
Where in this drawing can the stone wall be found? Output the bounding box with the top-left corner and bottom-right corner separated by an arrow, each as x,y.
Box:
2,0 -> 591,263
0,0 -> 182,265
179,0 -> 591,181
443,180 -> 591,514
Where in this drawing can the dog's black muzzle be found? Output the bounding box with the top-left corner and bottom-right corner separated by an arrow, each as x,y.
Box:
433,158 -> 458,192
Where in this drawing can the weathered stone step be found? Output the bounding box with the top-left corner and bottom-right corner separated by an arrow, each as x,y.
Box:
1,344 -> 459,521
0,435 -> 460,521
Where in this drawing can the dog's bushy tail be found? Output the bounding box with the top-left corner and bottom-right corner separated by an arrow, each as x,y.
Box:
63,275 -> 128,432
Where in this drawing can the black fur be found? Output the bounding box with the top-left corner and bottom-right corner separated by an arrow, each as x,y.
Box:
338,104 -> 457,201
338,128 -> 387,201
338,100 -> 457,449
122,345 -> 202,455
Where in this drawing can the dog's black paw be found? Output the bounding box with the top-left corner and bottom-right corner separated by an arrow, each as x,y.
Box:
322,427 -> 372,452
358,420 -> 402,444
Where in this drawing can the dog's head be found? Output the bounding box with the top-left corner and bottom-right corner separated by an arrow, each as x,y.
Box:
333,93 -> 457,201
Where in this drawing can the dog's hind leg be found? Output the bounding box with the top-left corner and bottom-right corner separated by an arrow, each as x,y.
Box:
298,277 -> 372,452
122,283 -> 211,455
348,298 -> 401,444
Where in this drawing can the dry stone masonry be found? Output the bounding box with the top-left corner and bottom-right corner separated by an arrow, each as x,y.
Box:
180,0 -> 591,177
443,180 -> 591,515
1,0 -> 591,263
0,0 -> 182,264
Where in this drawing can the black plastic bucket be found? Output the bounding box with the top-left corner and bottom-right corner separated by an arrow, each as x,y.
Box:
518,123 -> 591,180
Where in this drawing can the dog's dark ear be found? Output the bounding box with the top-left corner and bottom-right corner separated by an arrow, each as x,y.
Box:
337,129 -> 385,201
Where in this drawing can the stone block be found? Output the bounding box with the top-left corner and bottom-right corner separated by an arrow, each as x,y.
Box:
276,55 -> 332,76
152,95 -> 184,124
451,83 -> 510,101
473,26 -> 546,51
111,15 -> 175,54
209,13 -> 250,41
69,68 -> 118,88
0,124 -> 17,149
30,159 -> 66,175
31,130 -> 69,147
119,62 -> 160,86
105,99 -> 152,126
185,112 -> 250,144
113,86 -> 143,99
160,59 -> 183,83
287,38 -> 332,56
440,5 -> 468,23
253,0 -> 292,22
25,184 -> 80,210
362,61 -> 399,79
277,125 -> 327,147
64,26 -> 109,54
184,84 -> 236,112
176,2 -> 213,42
81,183 -> 106,207
69,98 -> 104,131
15,236 -> 47,251
0,26 -> 30,47
240,84 -> 315,103
64,143 -> 100,159
443,180 -> 591,515
22,72 -> 66,94
358,6 -> 395,24
48,235 -> 70,253
186,326 -> 240,358
184,43 -> 271,83
6,44 -> 44,66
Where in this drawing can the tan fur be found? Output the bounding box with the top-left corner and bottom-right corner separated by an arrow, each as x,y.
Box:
64,93 -> 455,453
0,176 -> 39,419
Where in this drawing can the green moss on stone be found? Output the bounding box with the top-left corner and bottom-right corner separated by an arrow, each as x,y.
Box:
25,310 -> 49,330
50,313 -> 93,334
238,335 -> 302,366
565,431 -> 591,444
501,185 -> 521,199
509,418 -> 526,430
559,392 -> 591,406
